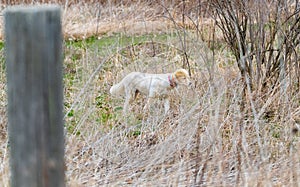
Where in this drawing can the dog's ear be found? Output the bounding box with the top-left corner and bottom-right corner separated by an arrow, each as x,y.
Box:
175,69 -> 189,78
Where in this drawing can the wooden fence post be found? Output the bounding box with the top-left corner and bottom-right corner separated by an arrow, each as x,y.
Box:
5,6 -> 65,187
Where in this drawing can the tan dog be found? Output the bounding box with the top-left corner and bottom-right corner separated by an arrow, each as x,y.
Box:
110,69 -> 191,114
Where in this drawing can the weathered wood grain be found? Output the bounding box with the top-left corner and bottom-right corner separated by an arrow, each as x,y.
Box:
5,6 -> 65,187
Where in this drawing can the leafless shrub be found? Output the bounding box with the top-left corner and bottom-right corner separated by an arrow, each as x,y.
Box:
1,1 -> 300,186
210,0 -> 300,94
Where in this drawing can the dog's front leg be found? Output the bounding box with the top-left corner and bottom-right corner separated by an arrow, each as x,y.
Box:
164,98 -> 170,114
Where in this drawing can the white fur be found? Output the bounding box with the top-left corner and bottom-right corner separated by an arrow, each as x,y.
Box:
110,69 -> 191,114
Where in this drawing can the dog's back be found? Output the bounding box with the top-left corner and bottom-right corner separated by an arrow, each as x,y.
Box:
110,72 -> 145,97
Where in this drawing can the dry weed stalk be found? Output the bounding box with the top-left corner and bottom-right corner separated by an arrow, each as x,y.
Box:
0,1 -> 300,186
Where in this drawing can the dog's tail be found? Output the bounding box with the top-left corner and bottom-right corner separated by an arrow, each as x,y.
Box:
110,82 -> 125,97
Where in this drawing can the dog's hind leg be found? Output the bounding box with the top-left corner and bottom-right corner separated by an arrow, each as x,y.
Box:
123,95 -> 130,114
143,97 -> 151,111
123,89 -> 137,114
123,91 -> 132,114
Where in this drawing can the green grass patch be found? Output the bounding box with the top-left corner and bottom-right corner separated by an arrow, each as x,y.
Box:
65,33 -> 177,52
95,94 -> 115,123
0,42 -> 4,50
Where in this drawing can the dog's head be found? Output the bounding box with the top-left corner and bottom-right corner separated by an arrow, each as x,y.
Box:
174,69 -> 192,86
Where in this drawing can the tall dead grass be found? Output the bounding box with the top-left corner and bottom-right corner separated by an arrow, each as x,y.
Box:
62,28 -> 300,185
1,0 -> 199,40
0,1 -> 300,186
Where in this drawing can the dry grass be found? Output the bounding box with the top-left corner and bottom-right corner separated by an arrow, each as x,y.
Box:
0,1 -> 191,40
1,1 -> 300,186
